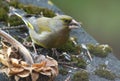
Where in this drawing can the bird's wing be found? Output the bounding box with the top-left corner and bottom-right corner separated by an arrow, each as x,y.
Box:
35,17 -> 52,34
9,7 -> 34,30
9,7 -> 52,33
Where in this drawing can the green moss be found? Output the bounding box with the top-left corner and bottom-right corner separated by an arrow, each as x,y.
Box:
0,8 -> 8,22
73,70 -> 89,81
104,46 -> 112,53
0,1 -> 9,12
9,0 -> 20,8
9,0 -> 55,17
71,56 -> 87,69
87,44 -> 112,58
22,5 -> 55,17
99,64 -> 107,69
58,40 -> 80,53
0,0 -> 55,26
0,0 -> 9,22
8,15 -> 24,26
95,68 -> 116,80
59,67 -> 68,75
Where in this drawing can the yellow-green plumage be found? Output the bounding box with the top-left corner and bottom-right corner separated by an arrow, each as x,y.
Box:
10,8 -> 80,48
29,16 -> 71,48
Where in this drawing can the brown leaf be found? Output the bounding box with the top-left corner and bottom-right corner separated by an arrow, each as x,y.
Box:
34,54 -> 46,63
40,67 -> 52,76
31,72 -> 39,81
0,54 -> 9,67
20,61 -> 29,67
34,56 -> 58,78
10,58 -> 21,67
32,61 -> 46,68
1,41 -> 9,50
50,67 -> 59,77
15,76 -> 20,81
45,56 -> 58,67
17,70 -> 30,78
9,67 -> 24,75
45,56 -> 59,76
7,47 -> 12,57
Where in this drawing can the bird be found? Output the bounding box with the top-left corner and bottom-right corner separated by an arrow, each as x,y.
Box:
9,7 -> 81,54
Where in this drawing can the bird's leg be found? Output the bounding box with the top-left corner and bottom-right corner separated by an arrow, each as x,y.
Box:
52,48 -> 60,60
32,42 -> 38,55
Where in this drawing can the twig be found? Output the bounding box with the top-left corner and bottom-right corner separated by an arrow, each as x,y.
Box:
0,29 -> 33,64
65,75 -> 71,81
0,25 -> 26,30
58,62 -> 77,66
81,44 -> 92,61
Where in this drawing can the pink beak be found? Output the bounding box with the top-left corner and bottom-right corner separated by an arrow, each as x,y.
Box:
69,19 -> 81,29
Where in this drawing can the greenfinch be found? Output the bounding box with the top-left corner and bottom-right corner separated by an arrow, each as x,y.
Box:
9,7 -> 81,48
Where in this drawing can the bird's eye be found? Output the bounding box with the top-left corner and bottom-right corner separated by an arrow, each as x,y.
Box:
64,20 -> 71,23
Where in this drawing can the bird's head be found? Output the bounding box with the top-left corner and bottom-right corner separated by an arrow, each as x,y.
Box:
53,15 -> 81,30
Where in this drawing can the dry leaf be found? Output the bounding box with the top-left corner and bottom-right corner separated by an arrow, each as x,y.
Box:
45,56 -> 58,67
9,67 -> 24,75
31,72 -> 39,81
20,61 -> 29,67
17,70 -> 30,77
7,47 -> 12,57
32,61 -> 46,68
15,76 -> 20,81
0,54 -> 9,67
0,42 -> 59,80
10,58 -> 21,67
35,54 -> 46,63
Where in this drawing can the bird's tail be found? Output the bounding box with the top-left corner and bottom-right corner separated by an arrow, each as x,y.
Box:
9,7 -> 34,29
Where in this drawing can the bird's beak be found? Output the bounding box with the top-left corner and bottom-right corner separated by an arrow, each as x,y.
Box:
69,19 -> 81,29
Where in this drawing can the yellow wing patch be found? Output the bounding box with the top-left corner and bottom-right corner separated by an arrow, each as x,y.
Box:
27,22 -> 34,30
39,26 -> 51,33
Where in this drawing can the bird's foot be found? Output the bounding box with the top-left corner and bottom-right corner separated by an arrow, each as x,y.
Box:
51,48 -> 60,60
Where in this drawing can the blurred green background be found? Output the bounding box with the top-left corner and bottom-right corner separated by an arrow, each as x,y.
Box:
52,0 -> 120,59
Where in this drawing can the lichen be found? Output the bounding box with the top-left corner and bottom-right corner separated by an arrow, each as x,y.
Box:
72,70 -> 89,81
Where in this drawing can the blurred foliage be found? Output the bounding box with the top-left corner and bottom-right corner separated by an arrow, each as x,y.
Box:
73,70 -> 89,81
